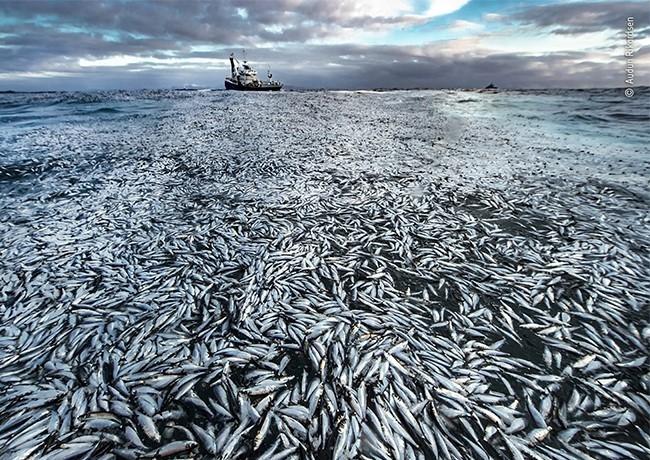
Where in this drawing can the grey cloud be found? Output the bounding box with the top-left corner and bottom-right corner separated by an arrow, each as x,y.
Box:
513,1 -> 650,35
0,1 -> 647,90
0,0 -> 420,45
1,42 -> 646,91
0,23 -> 187,73
288,47 -> 631,89
637,45 -> 650,57
635,26 -> 650,39
0,1 -> 251,46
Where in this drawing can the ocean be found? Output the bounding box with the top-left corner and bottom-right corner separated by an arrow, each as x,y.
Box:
1,88 -> 649,459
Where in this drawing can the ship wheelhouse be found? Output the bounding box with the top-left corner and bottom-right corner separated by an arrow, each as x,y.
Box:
225,53 -> 282,91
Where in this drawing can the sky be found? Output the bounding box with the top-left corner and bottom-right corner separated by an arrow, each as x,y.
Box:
0,0 -> 649,90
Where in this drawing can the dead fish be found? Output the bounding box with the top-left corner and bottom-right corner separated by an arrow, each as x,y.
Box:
0,89 -> 647,460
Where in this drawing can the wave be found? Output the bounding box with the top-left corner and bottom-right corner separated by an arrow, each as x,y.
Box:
568,113 -> 611,123
567,111 -> 649,125
78,107 -> 123,115
606,111 -> 650,122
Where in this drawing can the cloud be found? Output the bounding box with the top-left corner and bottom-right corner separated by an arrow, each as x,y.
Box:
424,0 -> 471,17
448,20 -> 484,32
483,13 -> 503,22
512,1 -> 650,35
0,0 -> 647,90
0,1 -> 471,45
0,0 -> 477,83
1,40 -> 646,91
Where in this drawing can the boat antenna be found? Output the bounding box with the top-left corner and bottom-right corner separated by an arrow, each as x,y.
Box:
267,64 -> 272,80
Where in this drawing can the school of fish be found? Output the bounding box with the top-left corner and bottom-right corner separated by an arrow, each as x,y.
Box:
0,89 -> 649,459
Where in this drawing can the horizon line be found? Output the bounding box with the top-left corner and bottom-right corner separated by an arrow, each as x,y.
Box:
1,85 -> 647,94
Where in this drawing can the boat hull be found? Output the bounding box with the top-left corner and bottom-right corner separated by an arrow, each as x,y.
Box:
224,79 -> 282,91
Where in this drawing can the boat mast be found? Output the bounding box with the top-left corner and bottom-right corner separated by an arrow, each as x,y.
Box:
229,53 -> 236,78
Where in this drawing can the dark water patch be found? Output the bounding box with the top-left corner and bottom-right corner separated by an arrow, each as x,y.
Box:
499,323 -> 547,365
459,194 -> 551,241
0,113 -> 61,124
0,100 -> 34,110
388,266 -> 433,294
0,159 -> 52,181
77,107 -> 123,116
569,113 -> 610,123
280,349 -> 315,381
606,111 -> 650,122
494,214 -> 551,240
585,178 -> 649,205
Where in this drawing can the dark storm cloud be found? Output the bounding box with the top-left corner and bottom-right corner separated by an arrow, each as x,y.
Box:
513,1 -> 650,35
0,1 -> 247,44
0,0 -> 418,44
269,45 -> 628,89
0,28 -> 187,79
0,0 -> 426,76
0,23 -> 184,70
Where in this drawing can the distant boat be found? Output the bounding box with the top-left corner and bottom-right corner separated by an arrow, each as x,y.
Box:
477,82 -> 498,93
225,53 -> 282,91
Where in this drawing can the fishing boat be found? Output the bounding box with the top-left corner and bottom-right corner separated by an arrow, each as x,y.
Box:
225,53 -> 282,91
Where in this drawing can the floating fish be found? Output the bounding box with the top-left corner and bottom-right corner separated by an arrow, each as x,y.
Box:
0,89 -> 648,459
